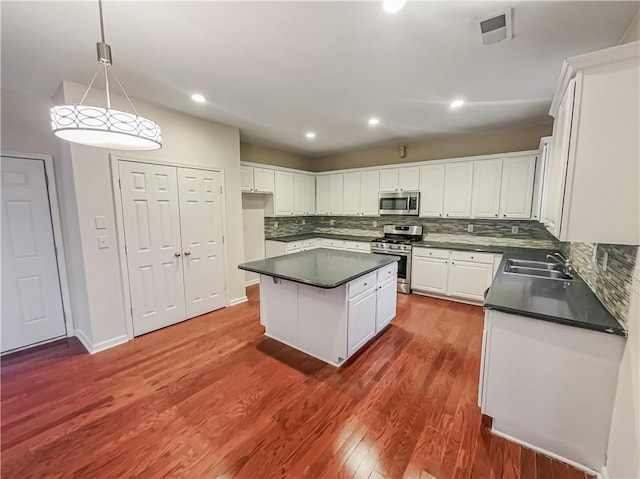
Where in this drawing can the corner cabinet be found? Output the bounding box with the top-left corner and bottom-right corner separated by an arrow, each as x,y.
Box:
544,42 -> 639,244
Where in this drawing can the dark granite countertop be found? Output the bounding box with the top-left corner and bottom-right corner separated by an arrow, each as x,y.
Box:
484,249 -> 626,337
238,248 -> 399,288
265,233 -> 379,243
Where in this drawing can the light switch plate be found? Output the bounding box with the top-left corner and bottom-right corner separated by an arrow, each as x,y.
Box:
98,235 -> 109,249
511,226 -> 519,234
467,224 -> 474,233
95,216 -> 107,230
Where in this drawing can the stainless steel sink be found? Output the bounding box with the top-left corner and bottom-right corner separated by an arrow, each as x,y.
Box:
504,259 -> 575,280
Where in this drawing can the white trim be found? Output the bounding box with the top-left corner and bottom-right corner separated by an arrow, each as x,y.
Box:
490,427 -> 599,477
74,329 -> 128,354
549,41 -> 640,117
110,155 -> 231,339
245,278 -> 260,287
0,335 -> 67,356
600,465 -> 609,479
1,151 -> 75,340
229,296 -> 248,306
241,149 -> 541,176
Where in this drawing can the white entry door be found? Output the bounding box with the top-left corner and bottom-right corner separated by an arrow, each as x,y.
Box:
178,168 -> 226,318
1,157 -> 66,352
119,161 -> 186,336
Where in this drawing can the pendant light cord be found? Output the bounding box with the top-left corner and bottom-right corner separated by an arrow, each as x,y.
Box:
98,0 -> 106,43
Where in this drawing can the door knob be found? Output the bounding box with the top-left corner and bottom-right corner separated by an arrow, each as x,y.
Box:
174,252 -> 181,257
184,251 -> 191,256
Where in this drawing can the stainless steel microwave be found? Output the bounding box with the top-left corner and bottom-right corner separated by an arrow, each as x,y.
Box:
379,191 -> 420,215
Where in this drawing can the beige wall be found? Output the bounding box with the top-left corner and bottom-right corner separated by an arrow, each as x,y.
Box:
241,142 -> 310,170
621,9 -> 640,43
309,123 -> 552,172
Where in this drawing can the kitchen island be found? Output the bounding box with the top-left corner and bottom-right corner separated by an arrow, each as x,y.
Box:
238,249 -> 399,366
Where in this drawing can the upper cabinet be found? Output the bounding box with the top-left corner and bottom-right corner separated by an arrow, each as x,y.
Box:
443,163 -> 473,218
471,159 -> 503,219
500,156 -> 535,219
379,167 -> 420,192
304,174 -> 315,216
328,174 -> 344,215
274,171 -> 294,216
544,42 -> 639,244
343,170 -> 380,216
316,176 -> 330,215
531,137 -> 551,222
293,173 -> 315,216
419,164 -> 445,217
241,166 -> 274,193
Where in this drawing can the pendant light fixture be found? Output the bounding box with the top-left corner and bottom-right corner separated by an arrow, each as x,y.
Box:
51,0 -> 162,150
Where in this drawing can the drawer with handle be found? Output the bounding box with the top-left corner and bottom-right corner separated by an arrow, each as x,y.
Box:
348,272 -> 377,299
450,250 -> 494,264
413,247 -> 450,260
377,261 -> 398,283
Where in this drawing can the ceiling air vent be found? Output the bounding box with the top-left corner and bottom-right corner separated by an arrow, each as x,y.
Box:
479,9 -> 512,45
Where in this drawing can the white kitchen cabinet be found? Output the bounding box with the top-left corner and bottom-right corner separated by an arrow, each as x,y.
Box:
265,240 -> 303,257
328,174 -> 344,215
304,174 -> 315,215
419,164 -> 445,217
259,276 -> 298,339
343,240 -> 371,253
531,137 -> 551,222
348,287 -> 377,355
544,42 -> 639,244
360,170 -> 380,216
274,171 -> 294,216
479,309 -> 625,471
471,159 -> 502,218
343,172 -> 361,216
319,238 -> 345,250
500,156 -> 535,219
375,276 -> 397,332
443,162 -> 473,218
447,259 -> 493,302
379,167 -> 420,192
241,166 -> 275,193
411,255 -> 449,295
316,175 -> 330,215
293,173 -> 315,216
379,169 -> 399,192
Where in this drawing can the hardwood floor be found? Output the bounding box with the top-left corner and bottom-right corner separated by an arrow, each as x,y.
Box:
1,286 -> 594,479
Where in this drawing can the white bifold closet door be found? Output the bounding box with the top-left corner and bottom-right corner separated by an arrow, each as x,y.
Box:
119,161 -> 226,337
1,157 -> 66,352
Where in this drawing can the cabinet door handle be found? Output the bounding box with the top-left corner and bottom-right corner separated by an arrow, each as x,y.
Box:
184,251 -> 191,256
451,261 -> 455,264
174,252 -> 181,257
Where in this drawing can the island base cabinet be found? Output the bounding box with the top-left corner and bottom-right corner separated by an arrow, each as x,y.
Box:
347,288 -> 377,356
480,309 -> 625,472
299,284 -> 348,365
376,277 -> 397,332
259,276 -> 298,342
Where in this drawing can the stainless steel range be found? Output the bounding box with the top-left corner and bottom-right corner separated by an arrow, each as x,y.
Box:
371,225 -> 423,294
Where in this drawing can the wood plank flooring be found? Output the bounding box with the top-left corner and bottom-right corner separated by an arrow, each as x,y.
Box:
1,286 -> 595,479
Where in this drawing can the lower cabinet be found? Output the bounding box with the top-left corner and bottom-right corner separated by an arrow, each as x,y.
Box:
376,277 -> 397,331
411,247 -> 498,304
348,287 -> 377,355
265,238 -> 371,257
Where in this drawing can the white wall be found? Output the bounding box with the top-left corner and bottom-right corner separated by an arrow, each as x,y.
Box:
605,248 -> 640,479
241,194 -> 266,285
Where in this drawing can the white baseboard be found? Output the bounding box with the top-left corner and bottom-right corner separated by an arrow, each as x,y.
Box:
229,296 -> 248,306
491,428 -> 599,477
74,329 -> 129,354
245,278 -> 260,287
600,465 -> 609,479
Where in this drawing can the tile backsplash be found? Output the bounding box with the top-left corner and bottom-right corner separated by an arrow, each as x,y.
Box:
561,242 -> 638,326
265,215 -> 555,241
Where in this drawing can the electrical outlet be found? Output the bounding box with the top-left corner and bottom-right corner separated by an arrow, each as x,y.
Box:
274,221 -> 279,229
330,219 -> 336,226
603,251 -> 608,271
301,219 -> 305,225
591,244 -> 598,263
373,220 -> 378,228
467,224 -> 474,233
511,226 -> 519,234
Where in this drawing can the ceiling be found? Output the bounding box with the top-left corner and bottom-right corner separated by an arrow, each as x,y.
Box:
1,1 -> 637,156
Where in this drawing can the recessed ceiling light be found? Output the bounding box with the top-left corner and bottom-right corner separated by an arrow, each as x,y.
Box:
383,0 -> 406,14
191,93 -> 206,103
368,118 -> 380,126
306,132 -> 316,139
450,99 -> 465,109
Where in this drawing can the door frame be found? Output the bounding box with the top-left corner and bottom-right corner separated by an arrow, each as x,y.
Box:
1,151 -> 75,344
109,155 -> 231,339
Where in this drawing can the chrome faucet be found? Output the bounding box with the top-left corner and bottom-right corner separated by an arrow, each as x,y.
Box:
546,252 -> 573,277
